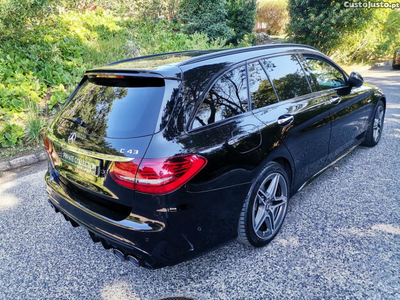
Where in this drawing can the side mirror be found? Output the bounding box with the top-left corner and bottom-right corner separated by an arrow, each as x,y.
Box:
348,71 -> 364,88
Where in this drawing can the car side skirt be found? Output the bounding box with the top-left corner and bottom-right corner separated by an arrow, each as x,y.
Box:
295,141 -> 362,193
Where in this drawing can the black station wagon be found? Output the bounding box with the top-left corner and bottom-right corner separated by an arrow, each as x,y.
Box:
45,44 -> 386,269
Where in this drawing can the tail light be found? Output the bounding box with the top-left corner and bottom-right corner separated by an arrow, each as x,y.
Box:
109,154 -> 207,194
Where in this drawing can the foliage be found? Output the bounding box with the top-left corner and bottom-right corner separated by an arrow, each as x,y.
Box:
0,0 -> 51,38
0,3 -> 232,152
330,19 -> 383,64
256,0 -> 288,35
286,0 -> 373,55
0,144 -> 42,159
227,0 -> 257,45
237,34 -> 255,48
48,85 -> 68,110
376,10 -> 400,59
318,5 -> 397,64
121,19 -> 227,58
125,0 -> 181,21
25,117 -> 46,145
0,124 -> 24,147
178,0 -> 233,41
56,0 -> 182,21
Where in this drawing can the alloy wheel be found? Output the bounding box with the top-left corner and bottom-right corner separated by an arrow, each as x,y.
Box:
252,173 -> 288,239
373,106 -> 384,143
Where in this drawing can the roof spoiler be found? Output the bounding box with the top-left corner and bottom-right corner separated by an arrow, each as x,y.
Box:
85,69 -> 181,81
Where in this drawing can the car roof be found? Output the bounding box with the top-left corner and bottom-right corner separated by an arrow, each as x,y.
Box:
86,44 -> 319,79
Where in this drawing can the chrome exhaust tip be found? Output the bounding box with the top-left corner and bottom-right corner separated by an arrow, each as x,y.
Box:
127,255 -> 141,267
112,249 -> 126,261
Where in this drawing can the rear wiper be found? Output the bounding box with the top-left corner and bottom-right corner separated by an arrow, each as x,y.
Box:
62,117 -> 88,128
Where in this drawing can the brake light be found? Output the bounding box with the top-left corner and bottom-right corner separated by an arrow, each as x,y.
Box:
93,75 -> 125,78
109,154 -> 207,194
43,135 -> 53,154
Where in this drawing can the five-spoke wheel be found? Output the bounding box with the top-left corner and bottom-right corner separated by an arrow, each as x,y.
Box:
238,162 -> 290,247
253,173 -> 287,239
363,100 -> 385,147
373,105 -> 384,143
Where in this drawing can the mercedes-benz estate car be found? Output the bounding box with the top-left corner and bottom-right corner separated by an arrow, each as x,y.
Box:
393,47 -> 400,69
44,44 -> 386,269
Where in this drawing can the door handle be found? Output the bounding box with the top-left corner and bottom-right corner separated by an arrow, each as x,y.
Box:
228,136 -> 243,146
277,114 -> 294,126
330,96 -> 341,105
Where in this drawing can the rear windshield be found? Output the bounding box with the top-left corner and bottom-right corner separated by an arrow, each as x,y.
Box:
58,77 -> 165,138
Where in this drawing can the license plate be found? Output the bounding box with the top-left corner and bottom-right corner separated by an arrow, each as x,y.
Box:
61,151 -> 100,176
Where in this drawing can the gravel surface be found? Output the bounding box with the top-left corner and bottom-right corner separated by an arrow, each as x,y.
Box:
0,65 -> 399,300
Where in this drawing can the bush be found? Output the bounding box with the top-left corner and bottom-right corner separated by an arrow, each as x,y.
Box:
121,19 -> 227,57
256,0 -> 288,35
178,0 -> 233,41
328,8 -> 394,64
57,0 -> 182,21
0,0 -> 51,39
0,124 -> 24,148
227,0 -> 257,45
376,10 -> 400,59
286,0 -> 373,55
0,5 -> 230,152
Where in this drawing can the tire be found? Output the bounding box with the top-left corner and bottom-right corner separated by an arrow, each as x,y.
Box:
393,64 -> 400,70
238,162 -> 290,247
362,100 -> 385,147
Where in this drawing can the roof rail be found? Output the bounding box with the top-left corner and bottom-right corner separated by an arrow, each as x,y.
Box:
105,50 -> 202,67
179,44 -> 317,66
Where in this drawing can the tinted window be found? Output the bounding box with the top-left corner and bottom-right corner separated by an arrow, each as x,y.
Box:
261,55 -> 311,101
58,79 -> 165,138
192,65 -> 248,129
248,61 -> 278,109
306,59 -> 346,91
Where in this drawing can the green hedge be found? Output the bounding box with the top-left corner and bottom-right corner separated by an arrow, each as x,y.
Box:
0,7 -> 229,149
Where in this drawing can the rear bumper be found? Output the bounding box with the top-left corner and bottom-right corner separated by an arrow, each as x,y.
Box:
45,157 -> 252,268
46,172 -> 251,269
46,171 -> 175,269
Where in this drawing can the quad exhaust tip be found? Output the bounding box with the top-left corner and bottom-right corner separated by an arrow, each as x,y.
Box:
48,200 -> 145,269
112,249 -> 142,268
112,249 -> 125,261
127,255 -> 141,267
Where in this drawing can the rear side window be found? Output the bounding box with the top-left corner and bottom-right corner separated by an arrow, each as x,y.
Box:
306,59 -> 346,91
58,77 -> 165,138
248,61 -> 278,109
192,65 -> 248,129
261,55 -> 311,101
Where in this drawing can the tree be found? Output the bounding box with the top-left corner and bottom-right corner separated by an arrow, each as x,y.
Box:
256,0 -> 288,35
178,0 -> 233,41
286,0 -> 373,54
226,0 -> 257,45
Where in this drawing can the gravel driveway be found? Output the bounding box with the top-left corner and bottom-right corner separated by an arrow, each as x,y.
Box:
0,65 -> 399,300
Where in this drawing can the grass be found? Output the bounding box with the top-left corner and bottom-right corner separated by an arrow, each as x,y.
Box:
268,35 -> 287,44
84,36 -> 133,69
0,144 -> 43,160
